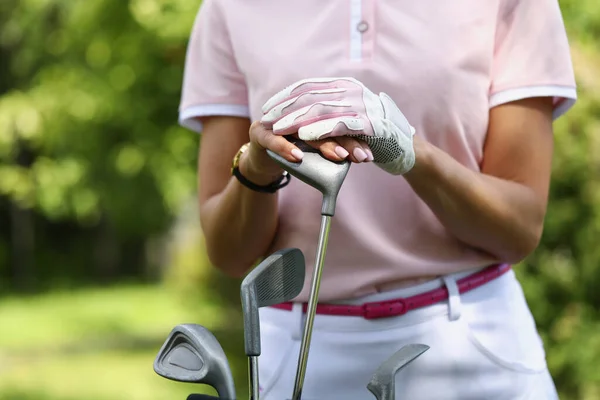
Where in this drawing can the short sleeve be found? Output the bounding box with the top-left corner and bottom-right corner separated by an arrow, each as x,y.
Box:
489,0 -> 577,120
178,0 -> 250,133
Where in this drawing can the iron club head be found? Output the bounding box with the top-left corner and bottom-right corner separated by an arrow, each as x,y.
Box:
240,248 -> 306,357
153,324 -> 236,399
266,138 -> 350,217
240,248 -> 305,400
367,344 -> 430,400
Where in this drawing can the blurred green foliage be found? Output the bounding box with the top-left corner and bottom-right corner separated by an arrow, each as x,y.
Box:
0,0 -> 599,399
0,0 -> 200,290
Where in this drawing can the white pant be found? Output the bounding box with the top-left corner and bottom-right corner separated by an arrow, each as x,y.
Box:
257,268 -> 559,400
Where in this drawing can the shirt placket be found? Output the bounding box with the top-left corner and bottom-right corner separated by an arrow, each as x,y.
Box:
349,0 -> 375,62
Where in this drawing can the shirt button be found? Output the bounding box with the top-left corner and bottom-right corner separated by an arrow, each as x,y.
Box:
357,21 -> 369,33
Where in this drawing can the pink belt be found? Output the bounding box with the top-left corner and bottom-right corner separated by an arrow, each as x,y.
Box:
271,263 -> 512,319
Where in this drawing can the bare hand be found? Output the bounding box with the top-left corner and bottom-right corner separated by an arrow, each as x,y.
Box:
243,121 -> 373,181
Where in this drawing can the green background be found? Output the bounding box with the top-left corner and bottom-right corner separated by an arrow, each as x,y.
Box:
1,0 -> 599,399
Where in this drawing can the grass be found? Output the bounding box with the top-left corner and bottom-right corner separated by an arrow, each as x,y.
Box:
0,283 -> 249,400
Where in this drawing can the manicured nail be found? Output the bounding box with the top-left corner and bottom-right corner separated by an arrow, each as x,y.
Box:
291,148 -> 304,160
353,147 -> 368,162
334,146 -> 350,159
365,149 -> 374,161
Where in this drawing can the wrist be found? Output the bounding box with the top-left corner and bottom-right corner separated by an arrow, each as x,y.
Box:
404,136 -> 434,180
239,143 -> 285,186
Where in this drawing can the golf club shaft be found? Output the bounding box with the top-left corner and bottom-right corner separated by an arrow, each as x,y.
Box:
291,214 -> 332,400
249,356 -> 259,400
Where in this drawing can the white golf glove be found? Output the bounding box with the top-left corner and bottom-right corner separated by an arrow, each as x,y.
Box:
261,77 -> 416,175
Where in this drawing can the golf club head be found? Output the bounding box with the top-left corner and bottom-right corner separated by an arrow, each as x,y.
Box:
240,248 -> 306,356
186,395 -> 224,400
266,137 -> 350,216
153,324 -> 236,399
367,344 -> 430,400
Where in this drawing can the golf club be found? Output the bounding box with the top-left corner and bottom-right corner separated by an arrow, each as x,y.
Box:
267,138 -> 351,400
367,344 -> 430,400
153,323 -> 236,399
240,248 -> 306,400
187,395 -> 221,400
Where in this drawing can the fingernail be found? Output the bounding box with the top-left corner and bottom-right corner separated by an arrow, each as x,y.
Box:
365,149 -> 374,161
353,147 -> 368,162
291,148 -> 304,160
334,146 -> 350,159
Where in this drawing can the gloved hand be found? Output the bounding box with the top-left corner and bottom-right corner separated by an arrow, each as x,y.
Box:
260,77 -> 416,175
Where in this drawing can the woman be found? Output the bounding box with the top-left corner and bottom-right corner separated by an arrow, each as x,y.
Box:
179,0 -> 577,398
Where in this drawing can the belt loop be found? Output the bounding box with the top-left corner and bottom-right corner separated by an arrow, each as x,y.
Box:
291,303 -> 303,341
443,276 -> 462,321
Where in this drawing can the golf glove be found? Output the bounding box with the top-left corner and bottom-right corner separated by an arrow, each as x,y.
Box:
261,77 -> 416,175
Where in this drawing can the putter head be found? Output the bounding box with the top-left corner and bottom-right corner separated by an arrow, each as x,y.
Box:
367,344 -> 430,400
240,248 -> 306,357
266,138 -> 350,216
153,324 -> 236,399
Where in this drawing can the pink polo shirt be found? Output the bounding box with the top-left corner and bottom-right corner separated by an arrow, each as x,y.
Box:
180,0 -> 577,302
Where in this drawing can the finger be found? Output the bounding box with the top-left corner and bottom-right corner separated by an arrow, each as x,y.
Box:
271,101 -> 354,135
261,78 -> 340,114
296,117 -> 365,141
302,137 -> 370,164
261,77 -> 359,114
252,123 -> 304,162
261,88 -> 346,125
335,136 -> 373,162
304,138 -> 350,162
